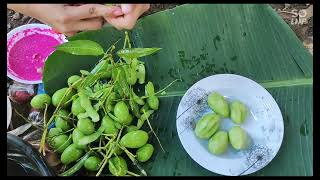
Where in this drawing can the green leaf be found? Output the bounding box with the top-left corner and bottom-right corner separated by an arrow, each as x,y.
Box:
43,28 -> 124,95
55,40 -> 104,56
43,4 -> 312,176
129,90 -> 142,118
117,66 -> 130,97
117,48 -> 162,59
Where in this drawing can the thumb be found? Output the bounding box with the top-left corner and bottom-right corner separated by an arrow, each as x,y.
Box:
120,4 -> 135,14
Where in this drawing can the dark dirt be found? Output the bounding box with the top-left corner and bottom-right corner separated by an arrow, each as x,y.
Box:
270,3 -> 313,53
144,4 -> 180,16
7,4 -> 313,132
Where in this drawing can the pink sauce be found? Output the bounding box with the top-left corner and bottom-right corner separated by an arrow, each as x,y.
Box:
8,33 -> 60,81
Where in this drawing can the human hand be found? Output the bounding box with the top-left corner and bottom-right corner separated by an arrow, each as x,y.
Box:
7,4 -> 123,36
104,4 -> 150,30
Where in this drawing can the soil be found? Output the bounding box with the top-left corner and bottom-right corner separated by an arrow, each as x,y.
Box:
7,3 -> 313,133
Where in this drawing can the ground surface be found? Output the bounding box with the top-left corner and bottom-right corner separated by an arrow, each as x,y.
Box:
7,3 -> 313,163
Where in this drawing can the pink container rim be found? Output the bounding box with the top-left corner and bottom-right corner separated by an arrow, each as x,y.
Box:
7,23 -> 68,84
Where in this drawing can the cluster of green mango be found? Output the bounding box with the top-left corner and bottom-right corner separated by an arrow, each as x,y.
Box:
194,92 -> 250,155
30,36 -> 164,176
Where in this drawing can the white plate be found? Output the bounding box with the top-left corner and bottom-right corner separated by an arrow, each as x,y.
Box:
176,74 -> 284,176
7,96 -> 12,129
7,23 -> 67,84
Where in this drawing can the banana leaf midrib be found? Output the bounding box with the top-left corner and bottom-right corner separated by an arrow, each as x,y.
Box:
157,77 -> 313,98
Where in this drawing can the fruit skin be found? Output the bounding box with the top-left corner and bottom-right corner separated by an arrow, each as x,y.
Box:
77,118 -> 95,135
52,87 -> 75,107
228,126 -> 250,150
147,95 -> 159,110
48,128 -> 64,149
120,130 -> 149,148
136,144 -> 154,162
48,127 -> 63,139
126,125 -> 138,133
67,75 -> 81,88
113,101 -> 130,125
71,97 -> 86,116
51,134 -> 72,154
103,115 -> 119,134
108,156 -> 128,176
207,92 -> 229,118
208,131 -> 229,155
30,94 -> 51,109
230,101 -> 248,124
54,109 -> 71,131
60,144 -> 84,165
72,128 -> 87,149
194,113 -> 221,139
84,156 -> 102,171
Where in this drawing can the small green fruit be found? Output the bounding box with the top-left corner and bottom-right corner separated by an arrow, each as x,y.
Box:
194,113 -> 220,139
230,101 -> 248,124
207,92 -> 229,117
208,131 -> 229,155
229,126 -> 250,150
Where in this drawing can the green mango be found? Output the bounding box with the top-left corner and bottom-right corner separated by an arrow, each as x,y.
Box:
136,144 -> 154,162
194,113 -> 220,139
108,156 -> 127,176
230,101 -> 248,124
120,130 -> 148,148
60,144 -> 84,165
229,126 -> 250,150
207,92 -> 229,118
30,94 -> 51,109
208,131 -> 229,155
52,87 -> 75,107
71,97 -> 86,116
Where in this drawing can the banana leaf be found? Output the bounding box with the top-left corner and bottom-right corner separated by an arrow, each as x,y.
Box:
43,4 -> 313,176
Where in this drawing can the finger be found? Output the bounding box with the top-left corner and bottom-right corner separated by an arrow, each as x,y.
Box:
121,4 -> 150,14
104,17 -> 120,30
105,4 -> 149,30
120,4 -> 135,14
144,4 -> 151,12
64,4 -> 121,20
64,31 -> 77,37
105,4 -> 124,16
112,8 -> 124,16
106,15 -> 137,30
72,17 -> 104,31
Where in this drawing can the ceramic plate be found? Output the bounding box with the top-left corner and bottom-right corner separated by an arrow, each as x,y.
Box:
176,74 -> 284,176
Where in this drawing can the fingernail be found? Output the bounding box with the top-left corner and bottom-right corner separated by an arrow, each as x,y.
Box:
113,9 -> 124,16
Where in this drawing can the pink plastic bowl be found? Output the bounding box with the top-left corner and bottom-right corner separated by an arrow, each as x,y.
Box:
7,24 -> 67,84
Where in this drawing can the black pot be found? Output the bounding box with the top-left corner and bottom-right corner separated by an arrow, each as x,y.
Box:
7,133 -> 55,176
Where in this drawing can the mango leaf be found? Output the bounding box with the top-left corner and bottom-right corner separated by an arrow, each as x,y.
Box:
43,28 -> 124,95
55,40 -> 104,56
43,4 -> 313,176
117,48 -> 162,59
